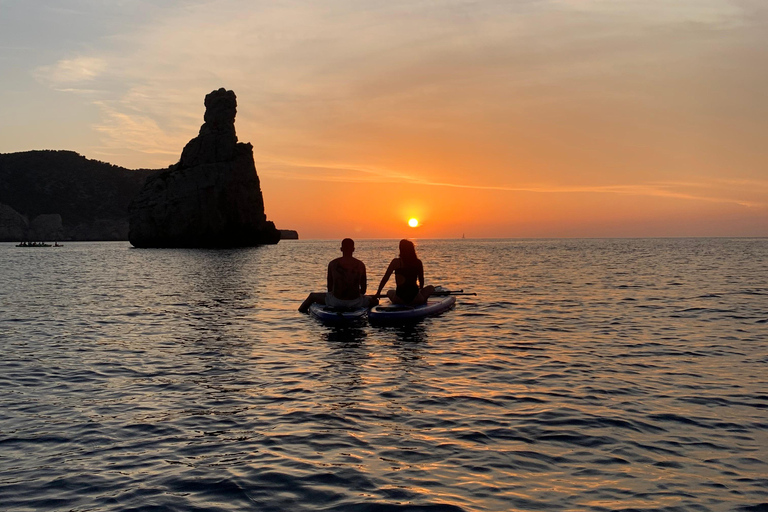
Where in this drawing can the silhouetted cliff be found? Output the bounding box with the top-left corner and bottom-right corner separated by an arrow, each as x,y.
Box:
128,88 -> 280,248
0,150 -> 159,241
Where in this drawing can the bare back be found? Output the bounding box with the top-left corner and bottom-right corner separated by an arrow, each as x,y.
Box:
328,256 -> 367,300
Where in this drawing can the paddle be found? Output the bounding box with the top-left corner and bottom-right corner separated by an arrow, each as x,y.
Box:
374,289 -> 476,298
433,288 -> 477,296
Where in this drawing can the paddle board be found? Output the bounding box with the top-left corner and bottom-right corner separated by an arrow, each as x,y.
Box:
309,303 -> 368,324
368,295 -> 456,323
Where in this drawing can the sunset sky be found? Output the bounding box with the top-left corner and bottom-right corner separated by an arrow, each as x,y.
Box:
1,0 -> 766,238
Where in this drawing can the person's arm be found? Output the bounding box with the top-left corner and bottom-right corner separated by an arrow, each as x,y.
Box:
327,261 -> 333,292
360,262 -> 367,295
417,260 -> 425,289
376,259 -> 396,296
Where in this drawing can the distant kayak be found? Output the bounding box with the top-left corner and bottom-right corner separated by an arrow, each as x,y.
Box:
309,303 -> 368,324
368,295 -> 456,324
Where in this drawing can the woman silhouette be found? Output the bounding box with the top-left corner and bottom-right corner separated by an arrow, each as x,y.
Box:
375,239 -> 435,306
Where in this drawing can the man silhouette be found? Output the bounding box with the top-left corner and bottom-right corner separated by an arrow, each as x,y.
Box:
299,238 -> 378,313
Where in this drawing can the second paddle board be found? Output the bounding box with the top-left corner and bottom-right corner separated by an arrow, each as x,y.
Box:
368,295 -> 456,323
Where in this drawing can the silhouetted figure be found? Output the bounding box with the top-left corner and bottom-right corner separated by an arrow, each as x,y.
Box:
375,239 -> 435,306
299,238 -> 378,313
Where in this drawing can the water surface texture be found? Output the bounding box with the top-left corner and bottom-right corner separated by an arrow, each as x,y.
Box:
1,239 -> 767,511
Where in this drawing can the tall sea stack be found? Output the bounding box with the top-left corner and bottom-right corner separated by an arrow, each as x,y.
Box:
128,88 -> 280,248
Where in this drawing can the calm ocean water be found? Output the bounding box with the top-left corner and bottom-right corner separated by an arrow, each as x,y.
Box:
0,238 -> 766,512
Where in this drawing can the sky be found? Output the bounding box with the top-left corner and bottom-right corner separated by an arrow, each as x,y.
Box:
1,0 -> 766,239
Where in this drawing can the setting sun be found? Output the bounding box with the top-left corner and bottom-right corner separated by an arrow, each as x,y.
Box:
408,218 -> 419,228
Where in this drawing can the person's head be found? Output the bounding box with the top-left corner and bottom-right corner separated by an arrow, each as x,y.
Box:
399,239 -> 418,265
341,238 -> 355,256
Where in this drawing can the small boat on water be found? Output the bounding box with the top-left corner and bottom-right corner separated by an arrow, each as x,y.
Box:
15,242 -> 52,247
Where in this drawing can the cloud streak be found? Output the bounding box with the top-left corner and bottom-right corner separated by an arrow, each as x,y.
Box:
259,160 -> 768,209
36,56 -> 106,84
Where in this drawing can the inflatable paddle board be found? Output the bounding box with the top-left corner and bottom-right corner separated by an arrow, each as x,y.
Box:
309,303 -> 368,324
368,295 -> 456,324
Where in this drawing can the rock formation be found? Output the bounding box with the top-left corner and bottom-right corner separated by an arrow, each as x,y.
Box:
0,205 -> 67,242
0,203 -> 28,241
128,88 -> 280,248
279,229 -> 299,240
29,214 -> 64,241
0,150 -> 156,241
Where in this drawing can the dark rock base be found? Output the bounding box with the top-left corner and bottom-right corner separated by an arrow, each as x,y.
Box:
129,143 -> 280,248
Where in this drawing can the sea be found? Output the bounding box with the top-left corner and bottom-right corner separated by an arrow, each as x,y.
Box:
0,238 -> 766,512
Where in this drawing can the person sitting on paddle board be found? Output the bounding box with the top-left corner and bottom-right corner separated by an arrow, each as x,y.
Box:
375,239 -> 435,306
299,238 -> 378,313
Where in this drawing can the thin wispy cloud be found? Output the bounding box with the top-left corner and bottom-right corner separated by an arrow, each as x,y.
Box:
259,160 -> 767,209
35,56 -> 106,85
91,101 -> 181,162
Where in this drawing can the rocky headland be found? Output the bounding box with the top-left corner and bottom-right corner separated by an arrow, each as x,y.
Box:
0,89 -> 295,244
0,150 -> 157,241
128,88 -> 281,248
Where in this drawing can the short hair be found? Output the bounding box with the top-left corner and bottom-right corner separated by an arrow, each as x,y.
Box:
341,238 -> 355,250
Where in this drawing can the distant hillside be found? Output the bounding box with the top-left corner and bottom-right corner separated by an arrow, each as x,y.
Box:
0,150 -> 161,241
